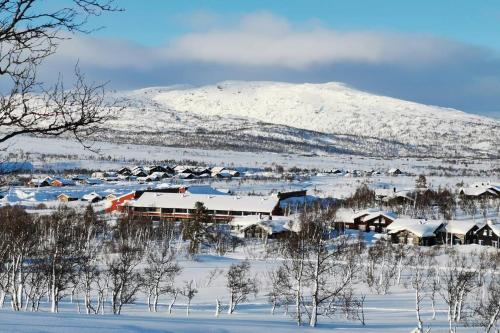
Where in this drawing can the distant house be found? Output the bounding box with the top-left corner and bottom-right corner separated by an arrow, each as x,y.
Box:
229,215 -> 297,240
436,220 -> 479,245
210,166 -> 226,175
324,169 -> 342,175
105,191 -> 136,213
375,188 -> 414,205
459,187 -> 498,199
117,167 -> 131,176
174,165 -> 194,174
388,168 -> 403,176
81,192 -> 103,203
356,211 -> 397,233
177,172 -> 195,180
387,219 -> 443,246
336,209 -> 398,233
474,220 -> 500,248
132,170 -> 148,177
28,177 -> 52,187
85,178 -> 102,185
105,193 -> 118,201
334,208 -> 356,231
145,165 -> 167,175
57,193 -> 78,202
51,178 -> 75,187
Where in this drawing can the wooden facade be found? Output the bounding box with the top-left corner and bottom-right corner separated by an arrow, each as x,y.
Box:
474,224 -> 500,248
390,230 -> 437,246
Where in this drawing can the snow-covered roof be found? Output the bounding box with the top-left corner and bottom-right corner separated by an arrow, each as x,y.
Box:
387,218 -> 442,237
335,208 -> 356,223
185,185 -> 229,196
444,220 -> 478,235
211,166 -> 226,173
362,211 -> 397,222
460,187 -> 497,197
229,215 -> 297,235
82,192 -> 102,201
131,192 -> 279,213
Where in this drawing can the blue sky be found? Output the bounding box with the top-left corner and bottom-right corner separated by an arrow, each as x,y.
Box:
91,0 -> 500,49
42,0 -> 500,117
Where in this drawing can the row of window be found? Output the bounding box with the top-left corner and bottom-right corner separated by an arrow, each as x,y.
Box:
133,207 -> 270,216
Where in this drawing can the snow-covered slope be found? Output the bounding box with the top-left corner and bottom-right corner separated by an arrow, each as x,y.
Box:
102,81 -> 499,158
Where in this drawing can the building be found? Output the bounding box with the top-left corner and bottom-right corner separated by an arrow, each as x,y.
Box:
229,215 -> 297,240
388,168 -> 403,175
57,193 -> 78,202
81,192 -> 103,203
355,211 -> 397,233
105,191 -> 136,213
28,177 -> 52,187
334,209 -> 397,233
375,188 -> 414,205
474,220 -> 500,248
459,187 -> 498,199
128,192 -> 281,222
436,220 -> 479,245
387,219 -> 443,246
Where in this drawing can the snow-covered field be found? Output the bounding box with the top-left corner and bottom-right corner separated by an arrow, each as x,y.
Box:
2,135 -> 498,175
0,245 -> 495,333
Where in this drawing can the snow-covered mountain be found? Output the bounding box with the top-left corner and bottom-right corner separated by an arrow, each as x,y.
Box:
101,81 -> 499,158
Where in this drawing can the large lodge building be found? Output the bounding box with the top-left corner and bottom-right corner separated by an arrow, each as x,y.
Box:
127,192 -> 282,222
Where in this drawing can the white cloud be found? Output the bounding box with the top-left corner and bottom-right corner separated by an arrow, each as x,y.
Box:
52,12 -> 479,71
162,12 -> 471,69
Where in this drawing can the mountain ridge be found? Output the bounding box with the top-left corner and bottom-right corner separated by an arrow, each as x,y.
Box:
101,80 -> 499,158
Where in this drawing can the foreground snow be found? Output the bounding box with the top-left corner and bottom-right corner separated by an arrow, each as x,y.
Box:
0,248 -> 495,333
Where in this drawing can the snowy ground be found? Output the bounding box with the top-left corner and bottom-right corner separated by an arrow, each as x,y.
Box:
2,135 -> 498,175
0,246 -> 494,333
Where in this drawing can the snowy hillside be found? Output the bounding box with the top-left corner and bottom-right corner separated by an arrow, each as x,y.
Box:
101,81 -> 500,158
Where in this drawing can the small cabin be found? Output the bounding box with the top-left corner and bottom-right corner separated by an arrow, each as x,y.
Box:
57,193 -> 78,202
436,220 -> 479,245
474,220 -> 500,248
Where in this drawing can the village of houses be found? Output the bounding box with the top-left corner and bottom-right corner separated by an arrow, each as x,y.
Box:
1,163 -> 499,249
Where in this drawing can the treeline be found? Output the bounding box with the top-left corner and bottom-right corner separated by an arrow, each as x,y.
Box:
342,181 -> 499,221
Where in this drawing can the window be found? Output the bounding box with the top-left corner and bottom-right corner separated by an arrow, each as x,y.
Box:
161,208 -> 173,213
493,241 -> 498,248
484,230 -> 488,236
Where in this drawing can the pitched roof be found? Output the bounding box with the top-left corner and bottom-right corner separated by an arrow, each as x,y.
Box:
476,220 -> 500,237
131,192 -> 279,213
460,187 -> 498,197
362,211 -> 398,222
387,218 -> 443,237
444,220 -> 479,235
230,215 -> 296,235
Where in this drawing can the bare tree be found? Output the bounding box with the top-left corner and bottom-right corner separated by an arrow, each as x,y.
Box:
267,267 -> 292,315
39,206 -> 84,313
438,252 -> 479,332
180,279 -> 198,317
226,260 -> 258,314
474,278 -> 500,333
0,0 -> 122,150
104,244 -> 143,315
143,243 -> 181,312
406,247 -> 436,333
0,206 -> 37,311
